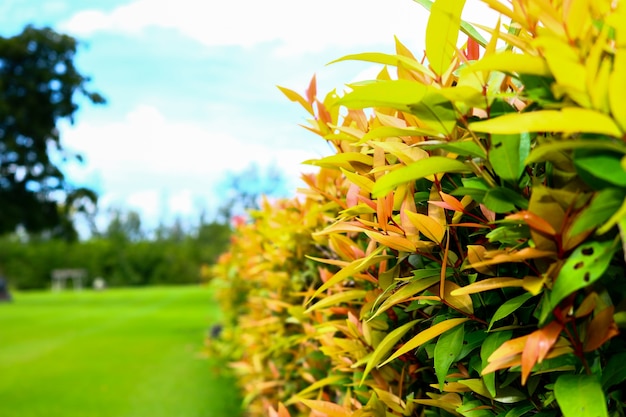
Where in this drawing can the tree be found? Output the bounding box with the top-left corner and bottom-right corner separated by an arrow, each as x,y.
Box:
0,25 -> 105,239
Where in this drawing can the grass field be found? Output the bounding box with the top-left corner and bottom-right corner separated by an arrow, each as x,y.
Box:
0,285 -> 242,417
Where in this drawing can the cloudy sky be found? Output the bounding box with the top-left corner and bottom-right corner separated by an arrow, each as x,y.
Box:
0,0 -> 496,232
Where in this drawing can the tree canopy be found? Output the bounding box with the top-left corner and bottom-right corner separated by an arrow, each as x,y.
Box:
0,25 -> 105,239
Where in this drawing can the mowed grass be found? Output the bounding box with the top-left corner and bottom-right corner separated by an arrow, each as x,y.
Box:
0,285 -> 242,417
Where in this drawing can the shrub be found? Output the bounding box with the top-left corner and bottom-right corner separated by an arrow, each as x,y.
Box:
213,0 -> 626,416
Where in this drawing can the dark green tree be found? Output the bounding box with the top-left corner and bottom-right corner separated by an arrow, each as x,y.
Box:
0,25 -> 105,239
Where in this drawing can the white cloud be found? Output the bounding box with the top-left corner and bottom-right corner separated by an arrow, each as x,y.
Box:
60,0 -> 501,56
60,0 -> 431,55
61,104 -> 327,226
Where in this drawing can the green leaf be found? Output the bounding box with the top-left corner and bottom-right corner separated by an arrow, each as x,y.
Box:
503,404 -> 536,417
307,246 -> 390,303
489,133 -> 531,182
336,80 -> 428,111
408,90 -> 458,134
550,240 -> 617,310
601,352 -> 626,390
420,140 -> 487,159
470,108 -> 623,137
481,331 -> 513,397
304,290 -> 368,314
370,276 -> 439,319
372,157 -> 472,198
304,152 -> 374,171
488,293 -> 533,331
425,0 -> 467,76
570,189 -> 626,236
380,318 -> 469,367
554,374 -> 608,417
360,319 -> 420,385
434,323 -> 465,390
525,139 -> 626,164
574,149 -> 626,189
483,187 -> 529,213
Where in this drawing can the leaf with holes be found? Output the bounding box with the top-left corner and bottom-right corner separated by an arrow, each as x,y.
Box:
550,240 -> 617,310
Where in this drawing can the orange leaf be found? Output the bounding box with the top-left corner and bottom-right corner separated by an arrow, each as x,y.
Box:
521,321 -> 563,384
506,211 -> 557,236
466,245 -> 495,275
584,306 -> 620,352
306,74 -> 317,105
466,37 -> 480,60
439,192 -> 465,212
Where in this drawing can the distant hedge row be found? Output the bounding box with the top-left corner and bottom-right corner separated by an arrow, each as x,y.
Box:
1,223 -> 230,290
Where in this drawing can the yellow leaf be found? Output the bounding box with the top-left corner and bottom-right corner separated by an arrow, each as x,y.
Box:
371,141 -> 429,165
307,247 -> 389,303
457,379 -> 493,398
450,277 -> 525,295
464,52 -> 550,76
470,108 -> 623,137
441,281 -> 474,314
426,0 -> 466,77
609,46 -> 626,131
380,318 -> 469,367
465,245 -> 495,275
405,211 -> 446,244
278,85 -> 313,114
304,290 -> 368,314
290,375 -> 346,402
371,276 -> 440,319
304,152 -> 374,171
341,168 -> 374,193
364,231 -> 416,253
299,399 -> 352,417
360,319 -> 421,385
411,393 -> 462,413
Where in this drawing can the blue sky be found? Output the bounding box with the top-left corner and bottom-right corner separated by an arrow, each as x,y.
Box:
0,0 -> 495,232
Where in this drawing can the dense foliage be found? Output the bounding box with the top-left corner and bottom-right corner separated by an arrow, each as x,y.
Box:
212,0 -> 626,416
1,217 -> 231,290
0,26 -> 105,239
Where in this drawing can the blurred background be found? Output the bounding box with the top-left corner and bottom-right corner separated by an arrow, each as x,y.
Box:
0,1 -> 495,416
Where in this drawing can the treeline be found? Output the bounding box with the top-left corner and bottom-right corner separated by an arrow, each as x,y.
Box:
0,211 -> 231,290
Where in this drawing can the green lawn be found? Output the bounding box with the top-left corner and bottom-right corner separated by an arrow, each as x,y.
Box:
0,285 -> 242,417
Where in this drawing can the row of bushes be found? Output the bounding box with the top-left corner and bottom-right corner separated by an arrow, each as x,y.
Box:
1,221 -> 231,290
211,0 -> 626,416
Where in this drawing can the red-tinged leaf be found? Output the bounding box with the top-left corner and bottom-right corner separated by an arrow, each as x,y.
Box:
439,192 -> 465,212
521,321 -> 563,384
584,306 -> 620,352
466,37 -> 480,60
506,211 -> 557,236
316,100 -> 332,124
299,399 -> 352,417
480,204 -> 496,222
451,277 -> 524,295
306,75 -> 317,105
